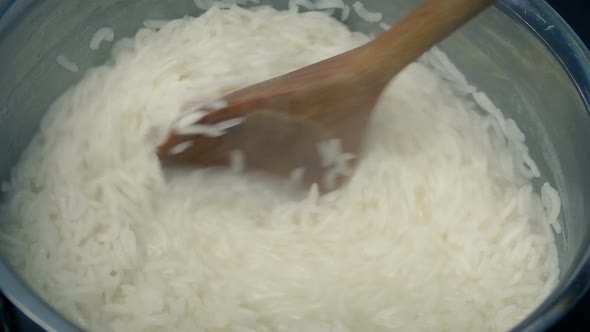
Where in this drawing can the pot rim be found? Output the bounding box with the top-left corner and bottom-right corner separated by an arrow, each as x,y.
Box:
496,1 -> 590,331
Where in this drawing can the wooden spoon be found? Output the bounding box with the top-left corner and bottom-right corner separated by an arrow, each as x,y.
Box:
157,0 -> 493,191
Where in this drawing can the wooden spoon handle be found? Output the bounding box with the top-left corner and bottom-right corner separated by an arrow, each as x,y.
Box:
362,0 -> 493,84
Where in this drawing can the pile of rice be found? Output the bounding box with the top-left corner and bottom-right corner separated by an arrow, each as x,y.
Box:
0,4 -> 560,332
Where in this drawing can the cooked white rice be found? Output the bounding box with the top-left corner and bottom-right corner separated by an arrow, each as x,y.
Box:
288,0 -> 315,12
379,22 -> 391,30
56,54 -> 79,72
289,167 -> 306,185
352,1 -> 382,22
0,5 -> 560,332
89,27 -> 115,51
168,141 -> 194,155
229,150 -> 246,173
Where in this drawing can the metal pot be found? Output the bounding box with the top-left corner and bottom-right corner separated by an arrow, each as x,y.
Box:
0,1 -> 588,331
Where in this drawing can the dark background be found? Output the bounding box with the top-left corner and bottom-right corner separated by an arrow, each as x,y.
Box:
546,1 -> 589,331
547,0 -> 589,46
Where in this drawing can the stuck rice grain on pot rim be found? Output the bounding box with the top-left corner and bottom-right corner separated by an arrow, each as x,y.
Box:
0,4 -> 560,332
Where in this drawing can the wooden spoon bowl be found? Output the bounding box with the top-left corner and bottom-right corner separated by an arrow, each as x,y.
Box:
157,0 -> 494,192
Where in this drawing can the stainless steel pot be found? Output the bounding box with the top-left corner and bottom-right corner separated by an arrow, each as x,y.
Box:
0,1 -> 588,331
